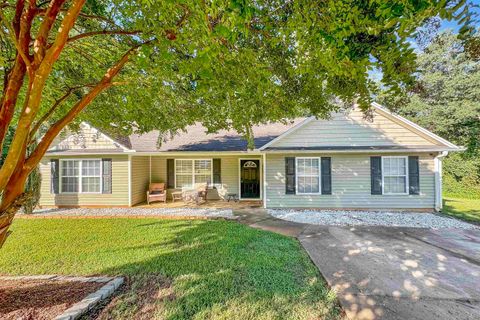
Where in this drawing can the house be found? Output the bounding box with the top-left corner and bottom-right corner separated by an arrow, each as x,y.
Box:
38,103 -> 461,211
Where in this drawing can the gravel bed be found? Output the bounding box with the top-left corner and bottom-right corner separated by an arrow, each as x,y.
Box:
268,209 -> 478,229
27,207 -> 233,218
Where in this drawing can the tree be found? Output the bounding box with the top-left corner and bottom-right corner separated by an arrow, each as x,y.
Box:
378,30 -> 480,197
0,1 -> 473,247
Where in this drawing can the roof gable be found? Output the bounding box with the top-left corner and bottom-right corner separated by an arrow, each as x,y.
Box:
261,103 -> 459,151
48,122 -> 131,153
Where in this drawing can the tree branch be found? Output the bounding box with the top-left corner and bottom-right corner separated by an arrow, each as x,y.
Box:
0,9 -> 31,69
33,0 -> 67,66
25,45 -> 140,171
66,29 -> 141,43
28,84 -> 95,143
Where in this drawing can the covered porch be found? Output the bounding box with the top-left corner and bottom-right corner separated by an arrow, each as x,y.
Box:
135,199 -> 263,209
130,153 -> 265,207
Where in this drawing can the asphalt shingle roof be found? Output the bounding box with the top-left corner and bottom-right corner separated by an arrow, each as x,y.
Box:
127,120 -> 306,152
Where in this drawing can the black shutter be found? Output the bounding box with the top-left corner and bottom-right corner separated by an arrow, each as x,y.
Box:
167,159 -> 175,188
409,156 -> 420,195
285,157 -> 296,194
213,158 -> 221,188
371,156 -> 382,195
321,157 -> 332,195
50,159 -> 59,194
102,158 -> 112,194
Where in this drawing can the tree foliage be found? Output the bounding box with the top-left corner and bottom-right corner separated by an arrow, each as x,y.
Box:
379,30 -> 480,197
0,0 -> 474,247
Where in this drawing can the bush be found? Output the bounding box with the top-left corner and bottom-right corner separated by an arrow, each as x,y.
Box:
443,153 -> 480,199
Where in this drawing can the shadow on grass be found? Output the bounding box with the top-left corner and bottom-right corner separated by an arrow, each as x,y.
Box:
442,198 -> 480,225
97,220 -> 340,319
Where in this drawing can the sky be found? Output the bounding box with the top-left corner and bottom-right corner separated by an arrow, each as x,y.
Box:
369,2 -> 479,83
439,0 -> 479,32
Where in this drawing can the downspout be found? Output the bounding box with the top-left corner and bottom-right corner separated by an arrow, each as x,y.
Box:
128,154 -> 132,207
263,153 -> 267,209
434,151 -> 448,212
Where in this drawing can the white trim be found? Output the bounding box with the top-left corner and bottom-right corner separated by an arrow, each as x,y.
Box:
262,148 -> 461,154
371,103 -> 460,149
128,154 -> 132,207
174,159 -> 213,189
262,153 -> 267,208
295,157 -> 321,195
258,117 -> 315,150
381,156 -> 409,195
59,158 -> 102,194
434,151 -> 448,211
238,158 -> 262,200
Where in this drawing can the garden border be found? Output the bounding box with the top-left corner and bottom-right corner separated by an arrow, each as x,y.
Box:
0,275 -> 124,320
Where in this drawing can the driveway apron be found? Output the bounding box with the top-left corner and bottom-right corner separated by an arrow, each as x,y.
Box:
299,225 -> 480,320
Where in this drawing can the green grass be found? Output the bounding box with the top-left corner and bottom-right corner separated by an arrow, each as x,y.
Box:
443,196 -> 480,223
0,218 -> 340,320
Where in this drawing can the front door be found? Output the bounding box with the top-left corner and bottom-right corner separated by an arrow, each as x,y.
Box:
240,160 -> 260,199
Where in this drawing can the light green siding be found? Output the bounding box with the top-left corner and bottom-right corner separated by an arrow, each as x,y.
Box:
39,155 -> 129,207
50,123 -> 125,151
150,155 -> 262,200
130,156 -> 150,205
265,153 -> 436,209
270,109 -> 440,149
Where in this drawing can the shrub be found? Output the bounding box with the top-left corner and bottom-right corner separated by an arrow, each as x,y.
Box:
443,153 -> 480,199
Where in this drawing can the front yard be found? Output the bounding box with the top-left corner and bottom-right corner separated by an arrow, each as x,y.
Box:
0,218 -> 340,320
443,196 -> 480,224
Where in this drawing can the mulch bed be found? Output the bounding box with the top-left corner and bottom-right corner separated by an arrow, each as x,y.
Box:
0,279 -> 103,320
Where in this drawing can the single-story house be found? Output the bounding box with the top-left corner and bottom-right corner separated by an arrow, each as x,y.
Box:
39,103 -> 461,211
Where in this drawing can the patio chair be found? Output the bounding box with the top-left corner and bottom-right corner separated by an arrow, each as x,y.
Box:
146,183 -> 167,205
182,183 -> 208,205
195,183 -> 208,204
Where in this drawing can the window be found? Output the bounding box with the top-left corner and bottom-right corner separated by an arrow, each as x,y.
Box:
61,160 -> 79,193
175,159 -> 212,189
60,159 -> 102,193
296,157 -> 320,194
382,156 -> 408,195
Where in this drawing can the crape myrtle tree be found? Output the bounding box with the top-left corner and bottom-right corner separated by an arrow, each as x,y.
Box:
0,0 -> 472,247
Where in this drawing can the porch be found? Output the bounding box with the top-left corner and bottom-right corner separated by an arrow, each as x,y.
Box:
131,155 -> 265,206
135,199 -> 263,209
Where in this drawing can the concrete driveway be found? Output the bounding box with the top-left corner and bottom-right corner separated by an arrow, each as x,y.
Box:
299,226 -> 480,320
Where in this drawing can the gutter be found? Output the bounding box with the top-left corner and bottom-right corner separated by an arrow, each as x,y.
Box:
262,148 -> 462,154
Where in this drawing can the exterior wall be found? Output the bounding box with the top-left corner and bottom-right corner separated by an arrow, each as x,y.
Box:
271,109 -> 441,148
50,123 -> 125,151
265,153 -> 436,209
150,155 -> 262,200
131,156 -> 150,205
39,155 -> 129,207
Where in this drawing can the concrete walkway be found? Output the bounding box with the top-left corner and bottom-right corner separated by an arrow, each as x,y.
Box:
233,209 -> 480,320
233,208 -> 308,237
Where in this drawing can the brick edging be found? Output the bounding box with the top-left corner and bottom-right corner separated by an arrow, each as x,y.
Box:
55,277 -> 124,320
0,275 -> 124,320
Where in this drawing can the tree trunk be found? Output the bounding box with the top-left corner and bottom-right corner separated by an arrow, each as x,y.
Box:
0,172 -> 29,248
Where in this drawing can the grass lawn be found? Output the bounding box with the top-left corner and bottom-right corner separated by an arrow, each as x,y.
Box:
442,196 -> 480,224
0,218 -> 341,320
